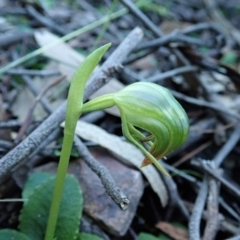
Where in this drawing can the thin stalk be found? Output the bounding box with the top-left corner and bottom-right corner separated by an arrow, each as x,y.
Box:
44,43 -> 111,240
0,0 -> 150,75
0,10 -> 125,75
91,0 -> 118,51
44,122 -> 76,240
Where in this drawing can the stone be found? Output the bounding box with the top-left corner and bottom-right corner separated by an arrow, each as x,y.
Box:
33,147 -> 144,236
72,147 -> 144,236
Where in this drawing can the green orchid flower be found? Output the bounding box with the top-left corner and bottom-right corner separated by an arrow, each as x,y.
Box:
45,44 -> 189,240
82,82 -> 189,176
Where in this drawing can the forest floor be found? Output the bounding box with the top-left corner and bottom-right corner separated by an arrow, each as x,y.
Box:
0,0 -> 240,240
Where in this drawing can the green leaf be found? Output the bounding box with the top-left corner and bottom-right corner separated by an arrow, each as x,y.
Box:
22,172 -> 53,199
66,43 -> 111,124
139,232 -> 172,240
38,0 -> 55,10
220,51 -> 237,65
0,229 -> 30,240
54,146 -> 79,158
78,232 -> 104,240
138,232 -> 159,240
158,233 -> 172,240
19,174 -> 83,240
171,221 -> 188,230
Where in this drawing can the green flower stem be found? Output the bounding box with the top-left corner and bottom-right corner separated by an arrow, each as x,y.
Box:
44,43 -> 111,240
44,125 -> 76,240
81,93 -> 115,113
43,40 -> 189,239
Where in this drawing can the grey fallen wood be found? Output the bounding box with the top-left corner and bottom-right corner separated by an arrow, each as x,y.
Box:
0,27 -> 143,183
78,151 -> 143,236
189,176 -> 208,240
34,147 -> 144,236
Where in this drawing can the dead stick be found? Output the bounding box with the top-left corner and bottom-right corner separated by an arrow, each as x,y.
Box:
0,27 -> 143,182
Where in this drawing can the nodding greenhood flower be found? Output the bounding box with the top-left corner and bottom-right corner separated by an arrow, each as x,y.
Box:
82,82 -> 189,176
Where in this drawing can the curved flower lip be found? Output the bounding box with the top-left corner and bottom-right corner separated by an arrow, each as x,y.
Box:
114,82 -> 189,172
